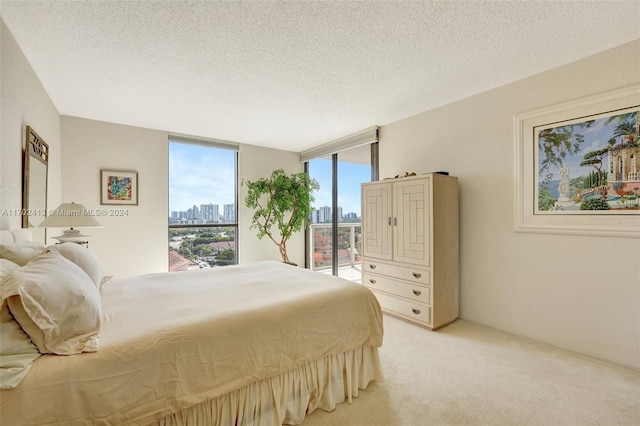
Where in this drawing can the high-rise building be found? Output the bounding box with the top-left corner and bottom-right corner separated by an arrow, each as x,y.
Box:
343,212 -> 359,222
223,204 -> 235,223
170,211 -> 178,219
200,203 -> 219,223
187,204 -> 200,220
318,206 -> 331,223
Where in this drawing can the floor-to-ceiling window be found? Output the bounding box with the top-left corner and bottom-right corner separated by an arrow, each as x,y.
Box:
304,127 -> 378,282
168,136 -> 238,271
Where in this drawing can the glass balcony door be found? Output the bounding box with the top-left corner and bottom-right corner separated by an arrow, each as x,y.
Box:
307,144 -> 374,282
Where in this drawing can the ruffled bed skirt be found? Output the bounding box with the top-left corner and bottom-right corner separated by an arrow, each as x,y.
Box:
155,346 -> 383,426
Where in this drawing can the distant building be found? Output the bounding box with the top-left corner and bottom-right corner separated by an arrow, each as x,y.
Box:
318,206 -> 331,223
187,204 -> 200,220
200,203 -> 219,223
309,206 -> 358,223
170,202 -> 239,224
343,212 -> 359,222
223,204 -> 235,223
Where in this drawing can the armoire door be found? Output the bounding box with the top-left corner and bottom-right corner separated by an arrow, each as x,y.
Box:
393,178 -> 430,265
362,182 -> 393,260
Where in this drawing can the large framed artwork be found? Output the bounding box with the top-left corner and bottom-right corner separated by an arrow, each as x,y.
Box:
515,85 -> 640,237
100,170 -> 138,205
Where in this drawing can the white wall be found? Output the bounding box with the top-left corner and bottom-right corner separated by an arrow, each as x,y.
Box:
238,144 -> 304,265
0,20 -> 61,233
379,40 -> 640,369
61,116 -> 168,277
61,116 -> 303,277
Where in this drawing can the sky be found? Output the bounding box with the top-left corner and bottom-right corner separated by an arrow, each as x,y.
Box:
169,142 -> 370,215
536,110 -> 637,184
169,142 -> 236,213
308,158 -> 371,215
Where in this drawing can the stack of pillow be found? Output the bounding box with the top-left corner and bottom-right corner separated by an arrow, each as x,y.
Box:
0,242 -> 107,389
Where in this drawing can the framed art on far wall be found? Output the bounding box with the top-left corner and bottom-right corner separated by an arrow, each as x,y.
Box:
101,170 -> 138,205
515,85 -> 640,237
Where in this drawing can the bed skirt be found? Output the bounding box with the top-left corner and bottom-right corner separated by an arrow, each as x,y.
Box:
155,346 -> 383,426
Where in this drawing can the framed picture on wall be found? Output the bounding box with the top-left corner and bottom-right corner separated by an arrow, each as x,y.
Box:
101,169 -> 138,205
515,85 -> 640,237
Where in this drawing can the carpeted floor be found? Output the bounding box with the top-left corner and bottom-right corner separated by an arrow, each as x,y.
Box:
302,315 -> 640,426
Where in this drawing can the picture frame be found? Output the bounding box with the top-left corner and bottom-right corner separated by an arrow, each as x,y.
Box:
515,85 -> 640,237
100,169 -> 138,205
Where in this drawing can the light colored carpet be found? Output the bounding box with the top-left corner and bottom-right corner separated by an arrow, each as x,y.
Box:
302,315 -> 640,426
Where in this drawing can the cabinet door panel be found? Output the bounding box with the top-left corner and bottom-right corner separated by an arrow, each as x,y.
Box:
362,183 -> 393,260
393,180 -> 430,265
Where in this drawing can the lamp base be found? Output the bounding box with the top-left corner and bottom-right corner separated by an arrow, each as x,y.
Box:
52,228 -> 91,243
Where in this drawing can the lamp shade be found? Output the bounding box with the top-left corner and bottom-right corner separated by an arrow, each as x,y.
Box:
39,202 -> 101,242
39,203 -> 102,228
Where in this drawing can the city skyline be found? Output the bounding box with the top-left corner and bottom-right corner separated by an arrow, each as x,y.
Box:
170,202 -> 235,224
169,201 -> 359,224
169,141 -> 371,215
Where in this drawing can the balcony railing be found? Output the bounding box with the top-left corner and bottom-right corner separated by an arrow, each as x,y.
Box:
309,222 -> 362,280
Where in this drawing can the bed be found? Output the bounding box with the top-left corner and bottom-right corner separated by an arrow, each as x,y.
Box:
0,229 -> 384,425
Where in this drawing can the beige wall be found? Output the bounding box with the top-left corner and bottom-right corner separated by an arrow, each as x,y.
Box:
61,117 -> 168,277
238,144 -> 304,265
379,40 -> 640,369
0,20 -> 61,233
61,116 -> 303,277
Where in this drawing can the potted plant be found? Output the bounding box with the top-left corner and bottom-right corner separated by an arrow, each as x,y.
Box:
242,169 -> 319,265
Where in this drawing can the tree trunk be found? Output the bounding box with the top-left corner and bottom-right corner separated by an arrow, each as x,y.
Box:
278,242 -> 289,264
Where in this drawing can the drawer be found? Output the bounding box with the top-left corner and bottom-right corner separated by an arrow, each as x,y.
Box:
362,259 -> 429,285
372,291 -> 432,326
363,272 -> 430,304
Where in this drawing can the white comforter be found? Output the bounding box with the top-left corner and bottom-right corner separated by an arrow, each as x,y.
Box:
1,261 -> 383,425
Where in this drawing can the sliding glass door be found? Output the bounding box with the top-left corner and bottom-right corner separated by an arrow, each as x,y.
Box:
307,143 -> 375,282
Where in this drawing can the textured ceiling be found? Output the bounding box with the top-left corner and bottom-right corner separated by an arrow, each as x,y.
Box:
1,1 -> 639,152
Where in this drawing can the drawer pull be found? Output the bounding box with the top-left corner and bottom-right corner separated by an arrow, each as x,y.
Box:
388,217 -> 391,225
369,279 -> 376,284
369,264 -> 376,269
411,308 -> 421,315
412,272 -> 422,279
412,289 -> 422,296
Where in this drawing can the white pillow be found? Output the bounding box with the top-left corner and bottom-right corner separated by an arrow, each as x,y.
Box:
0,301 -> 41,389
0,258 -> 20,281
0,243 -> 46,266
3,252 -> 102,355
46,243 -> 104,288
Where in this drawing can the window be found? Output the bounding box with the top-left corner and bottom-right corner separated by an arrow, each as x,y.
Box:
168,137 -> 238,271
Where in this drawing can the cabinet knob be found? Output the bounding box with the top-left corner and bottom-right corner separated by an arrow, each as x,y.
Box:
412,272 -> 422,279
411,308 -> 421,315
412,289 -> 421,296
369,279 -> 376,284
369,264 -> 376,269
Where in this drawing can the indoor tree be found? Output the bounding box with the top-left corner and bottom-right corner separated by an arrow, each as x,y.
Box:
243,169 -> 319,264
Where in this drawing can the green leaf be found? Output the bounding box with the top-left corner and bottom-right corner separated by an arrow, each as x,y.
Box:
243,169 -> 319,262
